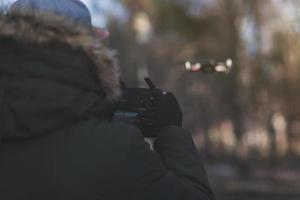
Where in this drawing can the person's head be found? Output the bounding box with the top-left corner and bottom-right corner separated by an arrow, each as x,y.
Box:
10,0 -> 109,38
2,0 -> 119,101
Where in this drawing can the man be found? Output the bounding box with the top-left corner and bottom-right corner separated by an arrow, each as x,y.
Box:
0,0 -> 214,199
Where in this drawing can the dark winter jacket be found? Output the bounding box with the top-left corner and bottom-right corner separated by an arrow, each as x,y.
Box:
0,9 -> 214,200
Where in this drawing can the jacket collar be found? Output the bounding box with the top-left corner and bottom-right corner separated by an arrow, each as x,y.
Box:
0,9 -> 119,140
0,8 -> 120,101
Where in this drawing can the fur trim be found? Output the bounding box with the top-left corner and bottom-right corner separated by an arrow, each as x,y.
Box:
0,8 -> 120,101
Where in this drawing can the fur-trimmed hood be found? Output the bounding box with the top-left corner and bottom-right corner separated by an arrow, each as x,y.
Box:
0,9 -> 120,139
0,8 -> 120,100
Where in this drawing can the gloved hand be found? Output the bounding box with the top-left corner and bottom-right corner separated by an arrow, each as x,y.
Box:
155,92 -> 183,128
112,86 -> 183,137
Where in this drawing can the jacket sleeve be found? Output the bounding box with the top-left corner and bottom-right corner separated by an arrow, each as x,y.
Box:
125,125 -> 215,200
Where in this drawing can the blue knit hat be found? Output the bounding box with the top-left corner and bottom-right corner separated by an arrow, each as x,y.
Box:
11,0 -> 92,26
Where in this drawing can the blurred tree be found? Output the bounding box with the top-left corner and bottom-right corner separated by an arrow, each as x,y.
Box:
99,0 -> 300,159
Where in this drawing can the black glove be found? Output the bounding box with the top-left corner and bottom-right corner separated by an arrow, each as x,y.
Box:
112,85 -> 183,137
155,92 -> 183,128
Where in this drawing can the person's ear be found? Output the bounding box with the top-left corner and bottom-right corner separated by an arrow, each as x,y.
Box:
93,28 -> 110,39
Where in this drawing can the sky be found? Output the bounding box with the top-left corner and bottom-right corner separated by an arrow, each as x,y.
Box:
81,0 -> 127,27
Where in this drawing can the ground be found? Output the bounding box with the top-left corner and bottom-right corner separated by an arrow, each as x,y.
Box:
207,160 -> 300,200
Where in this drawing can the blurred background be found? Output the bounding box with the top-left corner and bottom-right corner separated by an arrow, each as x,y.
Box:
2,0 -> 300,199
